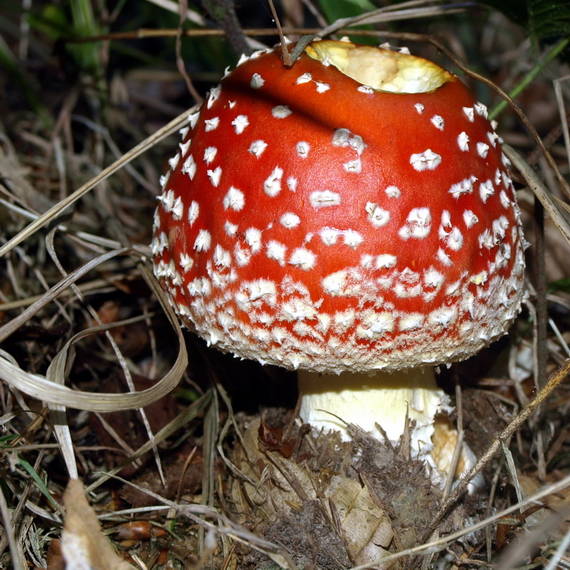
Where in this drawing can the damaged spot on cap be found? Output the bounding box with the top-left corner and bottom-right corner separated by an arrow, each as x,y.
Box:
310,190 -> 341,208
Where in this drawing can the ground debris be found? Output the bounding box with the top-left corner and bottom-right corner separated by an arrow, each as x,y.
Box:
227,411 -> 462,569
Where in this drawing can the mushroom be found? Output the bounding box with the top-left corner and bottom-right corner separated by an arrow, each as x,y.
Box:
152,40 -> 526,477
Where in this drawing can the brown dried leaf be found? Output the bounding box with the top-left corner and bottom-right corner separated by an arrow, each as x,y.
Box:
326,475 -> 393,565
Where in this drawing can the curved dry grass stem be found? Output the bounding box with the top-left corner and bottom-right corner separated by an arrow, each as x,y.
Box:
45,230 -> 166,484
420,36 -> 570,202
323,29 -> 570,204
0,262 -> 188,412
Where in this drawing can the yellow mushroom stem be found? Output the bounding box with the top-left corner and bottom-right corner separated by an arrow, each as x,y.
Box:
297,367 -> 476,485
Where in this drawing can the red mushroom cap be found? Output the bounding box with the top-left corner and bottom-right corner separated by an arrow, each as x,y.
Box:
152,41 -> 525,373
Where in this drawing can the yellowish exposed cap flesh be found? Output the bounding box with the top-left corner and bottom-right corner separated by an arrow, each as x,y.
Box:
305,40 -> 454,94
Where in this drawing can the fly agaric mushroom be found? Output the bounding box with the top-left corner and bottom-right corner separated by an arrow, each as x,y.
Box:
152,40 -> 525,475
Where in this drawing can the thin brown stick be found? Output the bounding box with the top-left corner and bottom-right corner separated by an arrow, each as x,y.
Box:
176,0 -> 203,104
200,0 -> 251,56
532,197 -> 548,482
267,0 -> 292,66
421,356 -> 570,542
350,473 -> 570,569
533,200 -> 548,390
65,24 -> 464,44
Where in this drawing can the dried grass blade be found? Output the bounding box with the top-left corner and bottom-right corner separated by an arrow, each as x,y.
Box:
321,2 -> 467,34
504,144 -> 570,245
0,107 -> 195,258
502,442 -> 524,506
200,387 -> 219,556
87,390 -> 212,492
0,484 -> 25,570
554,75 -> 570,171
0,247 -> 129,343
47,407 -> 78,479
46,351 -> 80,479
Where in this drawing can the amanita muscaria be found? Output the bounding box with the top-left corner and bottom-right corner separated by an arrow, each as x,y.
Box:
152,40 -> 526,474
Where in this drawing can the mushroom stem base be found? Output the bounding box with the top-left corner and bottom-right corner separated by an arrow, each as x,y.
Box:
297,367 -> 449,457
